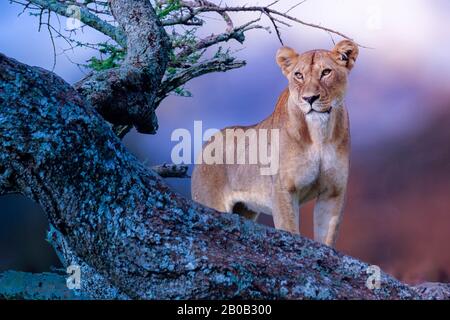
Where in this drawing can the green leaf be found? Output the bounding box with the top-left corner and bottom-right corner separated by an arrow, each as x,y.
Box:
86,43 -> 126,71
156,0 -> 181,19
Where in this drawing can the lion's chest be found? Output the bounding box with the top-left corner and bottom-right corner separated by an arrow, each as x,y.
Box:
284,143 -> 344,202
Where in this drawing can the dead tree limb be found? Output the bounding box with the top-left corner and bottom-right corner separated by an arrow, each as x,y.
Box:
15,0 -> 126,47
151,164 -> 189,178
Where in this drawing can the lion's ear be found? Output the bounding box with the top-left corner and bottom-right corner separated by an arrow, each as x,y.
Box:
332,40 -> 359,71
276,47 -> 299,77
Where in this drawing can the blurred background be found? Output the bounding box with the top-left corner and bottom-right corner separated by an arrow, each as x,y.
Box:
0,0 -> 449,284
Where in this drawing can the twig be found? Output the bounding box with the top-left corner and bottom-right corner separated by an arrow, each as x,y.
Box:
17,0 -> 126,47
151,164 -> 190,178
157,56 -> 246,105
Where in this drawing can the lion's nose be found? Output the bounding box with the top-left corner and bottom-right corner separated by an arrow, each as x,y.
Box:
302,94 -> 320,105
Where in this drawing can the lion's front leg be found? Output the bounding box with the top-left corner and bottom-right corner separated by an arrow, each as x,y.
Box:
313,192 -> 346,247
272,189 -> 300,234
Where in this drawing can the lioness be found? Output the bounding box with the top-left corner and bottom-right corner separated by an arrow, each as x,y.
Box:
191,40 -> 358,247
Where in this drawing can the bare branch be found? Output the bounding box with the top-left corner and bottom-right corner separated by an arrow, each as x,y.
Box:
191,4 -> 355,44
159,0 -> 234,30
15,0 -> 126,47
151,164 -> 189,178
157,55 -> 246,105
176,18 -> 268,59
285,0 -> 307,14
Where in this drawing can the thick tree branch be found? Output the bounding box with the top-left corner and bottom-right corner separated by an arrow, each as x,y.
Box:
0,53 -> 421,299
74,0 -> 171,134
413,283 -> 450,300
46,225 -> 129,299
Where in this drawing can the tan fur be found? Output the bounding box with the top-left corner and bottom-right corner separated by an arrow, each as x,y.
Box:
191,40 -> 359,247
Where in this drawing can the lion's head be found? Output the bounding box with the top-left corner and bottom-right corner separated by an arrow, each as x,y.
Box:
276,40 -> 359,116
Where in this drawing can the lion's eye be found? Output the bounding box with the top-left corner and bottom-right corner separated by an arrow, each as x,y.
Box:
294,72 -> 303,80
321,69 -> 332,78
